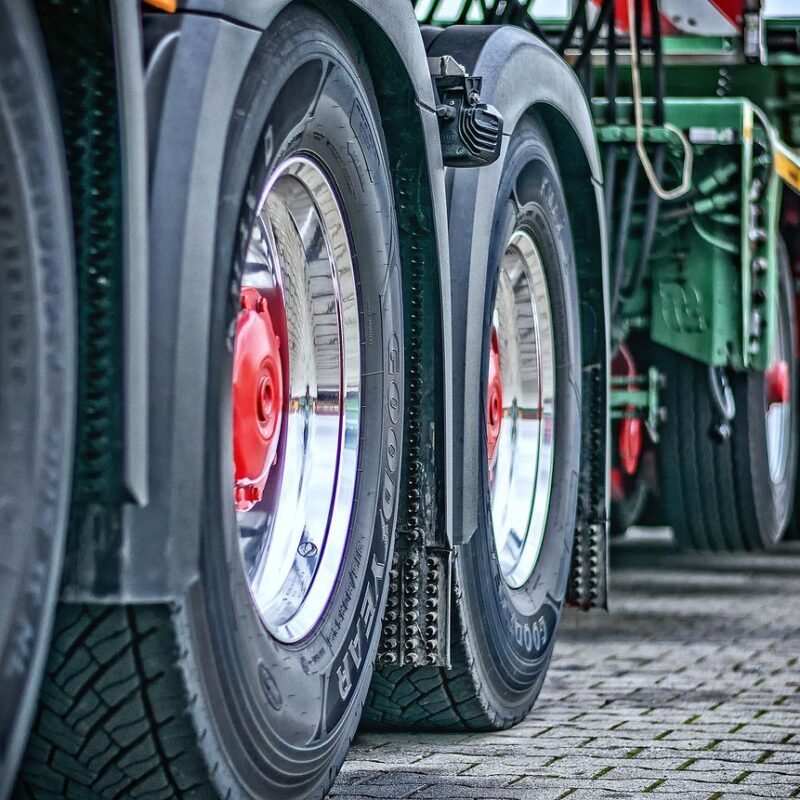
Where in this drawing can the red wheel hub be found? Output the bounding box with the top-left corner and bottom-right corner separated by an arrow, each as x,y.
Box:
766,359 -> 790,406
487,327 -> 503,468
233,287 -> 284,512
610,467 -> 625,503
619,416 -> 642,476
612,344 -> 643,477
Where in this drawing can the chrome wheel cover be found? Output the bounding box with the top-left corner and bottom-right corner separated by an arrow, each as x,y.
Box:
236,155 -> 360,643
766,293 -> 791,485
489,229 -> 556,589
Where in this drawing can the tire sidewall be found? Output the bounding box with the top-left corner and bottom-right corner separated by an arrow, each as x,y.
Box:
745,246 -> 798,545
460,117 -> 581,716
0,4 -> 74,792
180,8 -> 402,796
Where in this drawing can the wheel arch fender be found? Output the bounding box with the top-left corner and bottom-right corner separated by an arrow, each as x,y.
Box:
426,25 -> 610,607
84,0 -> 452,602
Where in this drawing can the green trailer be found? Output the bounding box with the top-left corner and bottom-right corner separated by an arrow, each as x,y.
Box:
419,0 -> 800,551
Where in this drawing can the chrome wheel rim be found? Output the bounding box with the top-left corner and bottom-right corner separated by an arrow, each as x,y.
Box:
765,292 -> 791,485
235,155 -> 360,643
489,229 -> 555,589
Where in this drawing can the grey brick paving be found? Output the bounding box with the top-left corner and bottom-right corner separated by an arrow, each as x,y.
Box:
332,530 -> 800,799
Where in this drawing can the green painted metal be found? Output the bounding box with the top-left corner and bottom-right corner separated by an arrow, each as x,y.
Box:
610,367 -> 663,437
594,97 -> 780,371
414,0 -> 797,379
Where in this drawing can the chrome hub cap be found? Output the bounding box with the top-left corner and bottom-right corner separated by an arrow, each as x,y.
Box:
765,297 -> 791,484
489,230 -> 556,589
234,155 -> 360,643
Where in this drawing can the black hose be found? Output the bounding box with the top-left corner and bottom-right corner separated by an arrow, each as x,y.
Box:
623,143 -> 665,300
604,144 -> 619,231
526,16 -> 547,39
611,151 -> 640,318
649,0 -> 665,125
509,0 -> 534,30
634,0 -> 644,67
606,0 -> 617,123
576,0 -> 593,93
574,0 -> 614,72
557,0 -> 586,53
512,2 -> 547,38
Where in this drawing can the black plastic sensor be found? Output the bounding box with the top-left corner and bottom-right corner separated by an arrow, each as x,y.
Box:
434,72 -> 503,168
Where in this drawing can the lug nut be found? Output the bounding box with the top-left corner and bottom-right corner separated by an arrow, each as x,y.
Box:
711,421 -> 732,442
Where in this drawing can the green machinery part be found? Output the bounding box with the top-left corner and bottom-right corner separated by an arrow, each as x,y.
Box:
596,97 -> 782,373
413,0 -> 800,431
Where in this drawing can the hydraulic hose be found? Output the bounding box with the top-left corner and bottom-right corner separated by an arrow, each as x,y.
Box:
557,0 -> 587,53
574,0 -> 615,73
649,0 -> 665,126
627,0 -> 693,199
623,143 -> 665,301
604,144 -> 619,230
606,0 -> 618,124
611,151 -> 640,318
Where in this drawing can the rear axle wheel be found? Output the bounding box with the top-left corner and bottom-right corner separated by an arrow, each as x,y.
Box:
654,247 -> 798,551
366,118 -> 581,732
19,9 -> 403,799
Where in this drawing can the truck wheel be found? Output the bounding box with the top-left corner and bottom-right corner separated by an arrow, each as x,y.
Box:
609,343 -> 653,535
367,118 -> 581,731
655,251 -> 798,551
18,8 -> 402,799
0,3 -> 75,797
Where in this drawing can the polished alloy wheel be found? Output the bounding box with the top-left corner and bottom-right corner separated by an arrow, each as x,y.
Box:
233,155 -> 360,643
765,296 -> 791,484
489,229 -> 555,588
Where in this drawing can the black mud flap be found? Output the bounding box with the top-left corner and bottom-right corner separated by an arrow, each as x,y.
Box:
568,362 -> 609,610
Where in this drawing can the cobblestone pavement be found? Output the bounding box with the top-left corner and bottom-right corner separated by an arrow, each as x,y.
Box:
332,530 -> 800,799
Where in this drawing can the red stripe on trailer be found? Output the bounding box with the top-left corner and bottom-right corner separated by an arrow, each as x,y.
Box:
593,0 -> 741,35
706,0 -> 744,27
660,0 -> 741,35
588,0 -> 679,36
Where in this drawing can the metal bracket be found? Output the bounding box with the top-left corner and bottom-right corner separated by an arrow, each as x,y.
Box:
744,9 -> 766,65
610,366 -> 665,442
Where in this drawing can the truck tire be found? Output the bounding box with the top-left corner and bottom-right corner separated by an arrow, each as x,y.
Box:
654,250 -> 798,551
366,118 -> 581,731
18,8 -> 402,799
0,3 -> 75,797
611,469 -> 651,534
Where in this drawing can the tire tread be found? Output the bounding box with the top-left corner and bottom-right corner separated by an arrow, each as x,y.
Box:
656,347 -> 769,551
17,604 -> 216,800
